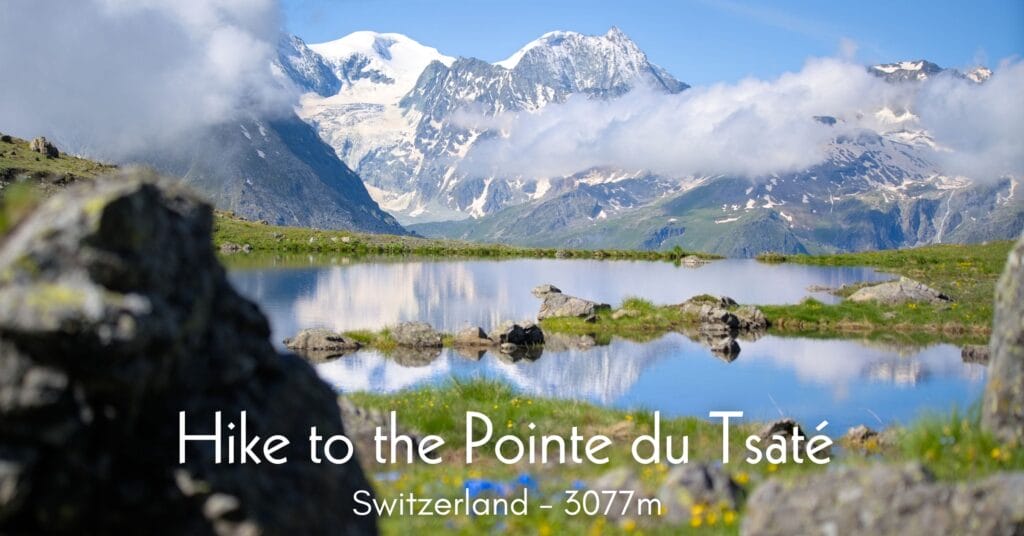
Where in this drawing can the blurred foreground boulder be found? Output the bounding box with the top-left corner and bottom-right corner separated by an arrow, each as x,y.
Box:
0,173 -> 375,534
984,233 -> 1024,444
743,464 -> 1024,535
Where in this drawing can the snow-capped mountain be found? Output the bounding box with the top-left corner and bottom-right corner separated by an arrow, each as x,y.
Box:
407,59 -> 1019,256
412,126 -> 1021,256
278,30 -> 1017,254
868,59 -> 992,84
283,28 -> 687,223
869,60 -> 946,82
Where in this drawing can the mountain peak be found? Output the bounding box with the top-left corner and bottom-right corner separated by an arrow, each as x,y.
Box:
605,26 -> 627,39
309,31 -> 453,66
965,66 -> 992,83
869,59 -> 945,82
495,27 -> 643,69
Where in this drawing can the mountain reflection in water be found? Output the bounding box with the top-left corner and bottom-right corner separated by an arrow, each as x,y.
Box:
228,258 -> 982,431
229,258 -> 888,341
313,333 -> 984,432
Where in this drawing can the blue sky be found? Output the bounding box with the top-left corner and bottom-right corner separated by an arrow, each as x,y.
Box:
283,0 -> 1023,85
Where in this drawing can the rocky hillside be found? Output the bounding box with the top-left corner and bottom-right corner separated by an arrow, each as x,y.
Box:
133,113 -> 405,233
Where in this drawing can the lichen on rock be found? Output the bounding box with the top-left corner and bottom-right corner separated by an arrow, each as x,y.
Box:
0,173 -> 376,534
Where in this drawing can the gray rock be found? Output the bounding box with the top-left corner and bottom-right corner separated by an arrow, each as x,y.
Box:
698,304 -> 740,330
531,283 -> 562,298
680,255 -> 710,267
984,234 -> 1024,443
842,425 -> 880,450
453,326 -> 491,347
961,344 -> 990,365
742,464 -> 1024,535
534,286 -> 610,320
28,136 -> 58,158
847,276 -> 951,305
283,328 -> 361,361
390,321 -> 442,347
0,175 -> 375,534
611,308 -> 639,320
682,294 -> 738,308
657,464 -> 743,523
490,321 -> 545,346
284,327 -> 360,351
733,305 -> 768,331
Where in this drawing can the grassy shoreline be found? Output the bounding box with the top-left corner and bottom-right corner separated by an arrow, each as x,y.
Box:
756,241 -> 1013,334
214,213 -> 720,262
347,379 -> 1022,534
331,282 -> 993,354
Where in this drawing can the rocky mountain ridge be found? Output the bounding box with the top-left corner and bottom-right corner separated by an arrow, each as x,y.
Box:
279,29 -> 1017,255
286,28 -> 687,223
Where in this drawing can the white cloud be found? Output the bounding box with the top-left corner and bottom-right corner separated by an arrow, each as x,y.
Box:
915,61 -> 1024,179
458,56 -> 1022,183
0,0 -> 291,160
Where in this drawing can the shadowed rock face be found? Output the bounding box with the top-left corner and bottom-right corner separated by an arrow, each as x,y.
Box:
984,233 -> 1024,444
0,173 -> 376,534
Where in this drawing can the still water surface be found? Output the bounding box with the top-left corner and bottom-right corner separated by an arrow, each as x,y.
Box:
229,257 -> 984,431
230,257 -> 888,337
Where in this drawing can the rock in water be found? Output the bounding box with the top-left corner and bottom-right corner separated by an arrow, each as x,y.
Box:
284,327 -> 361,351
490,321 -> 545,345
742,464 -> 1024,535
452,326 -> 491,347
284,327 -> 361,362
847,276 -> 951,305
532,285 -> 610,320
984,234 -> 1024,444
0,174 -> 376,534
733,305 -> 768,331
391,321 -> 443,347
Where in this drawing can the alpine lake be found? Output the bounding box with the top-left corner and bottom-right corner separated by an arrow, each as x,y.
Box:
226,254 -> 986,434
